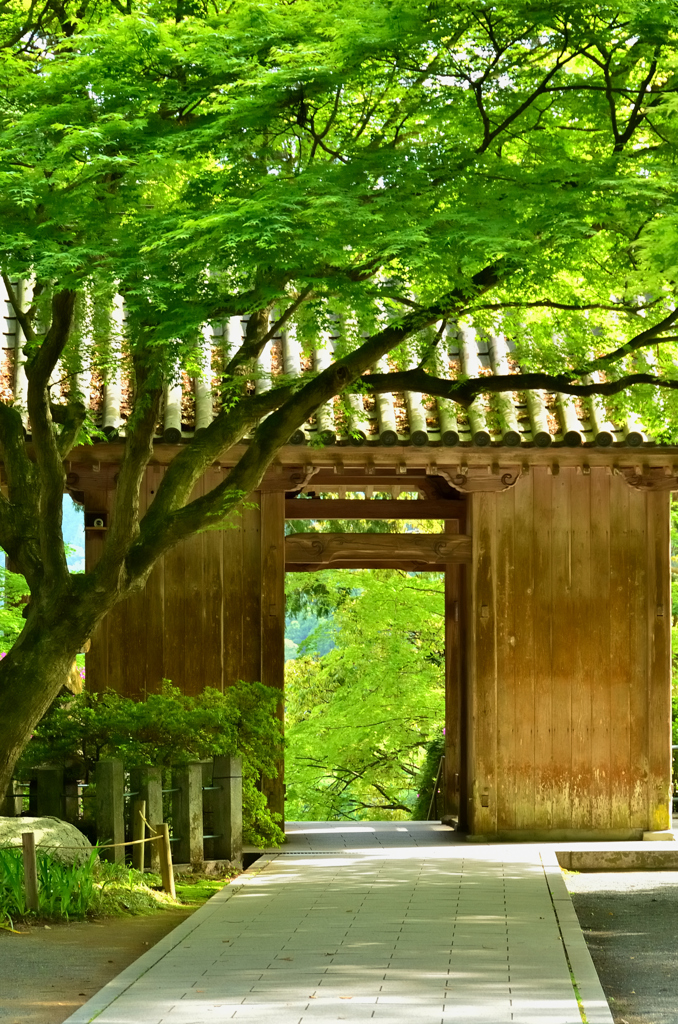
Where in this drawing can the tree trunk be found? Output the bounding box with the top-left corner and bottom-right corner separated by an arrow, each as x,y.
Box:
0,598 -> 104,796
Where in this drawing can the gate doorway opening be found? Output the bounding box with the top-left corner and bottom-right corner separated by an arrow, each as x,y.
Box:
282,489 -> 469,829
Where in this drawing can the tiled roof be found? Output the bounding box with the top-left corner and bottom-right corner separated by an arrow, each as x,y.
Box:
1,285 -> 651,449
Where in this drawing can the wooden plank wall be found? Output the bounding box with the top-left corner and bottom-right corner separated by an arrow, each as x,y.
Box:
86,469 -> 264,697
468,466 -> 672,838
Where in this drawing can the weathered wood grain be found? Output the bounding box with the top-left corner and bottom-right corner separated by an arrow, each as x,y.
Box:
609,477 -> 631,830
589,468 -> 611,830
202,467 -> 224,690
143,466 -> 166,697
182,477 -> 206,696
532,467 -> 553,831
495,485 -> 515,832
647,490 -> 672,830
628,486 -> 649,829
512,470 -> 535,830
469,492 -> 497,835
241,497 -> 262,682
444,522 -> 462,820
570,470 -> 592,829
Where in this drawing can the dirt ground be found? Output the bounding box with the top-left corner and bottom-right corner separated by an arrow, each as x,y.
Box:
0,908 -> 195,1024
567,870 -> 678,1024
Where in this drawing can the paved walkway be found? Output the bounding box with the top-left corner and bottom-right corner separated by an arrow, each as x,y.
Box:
65,823 -> 612,1024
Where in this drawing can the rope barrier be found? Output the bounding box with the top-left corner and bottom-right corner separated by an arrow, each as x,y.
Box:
0,833 -> 163,852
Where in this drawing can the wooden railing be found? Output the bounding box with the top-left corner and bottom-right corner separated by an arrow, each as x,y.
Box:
1,755 -> 243,869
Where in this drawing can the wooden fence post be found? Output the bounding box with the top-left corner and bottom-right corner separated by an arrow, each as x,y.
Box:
153,822 -> 176,898
35,767 -> 64,818
211,756 -> 243,867
96,758 -> 125,863
172,764 -> 204,869
130,767 -> 163,872
63,779 -> 79,823
131,799 -> 146,872
22,832 -> 39,912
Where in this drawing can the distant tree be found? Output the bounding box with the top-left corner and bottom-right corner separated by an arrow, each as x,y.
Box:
285,569 -> 444,820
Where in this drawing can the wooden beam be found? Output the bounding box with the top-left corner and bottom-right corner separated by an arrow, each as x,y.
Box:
285,498 -> 465,520
286,560 -> 448,572
285,532 -> 471,568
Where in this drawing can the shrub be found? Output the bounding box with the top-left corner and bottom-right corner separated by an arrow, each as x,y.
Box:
16,680 -> 284,848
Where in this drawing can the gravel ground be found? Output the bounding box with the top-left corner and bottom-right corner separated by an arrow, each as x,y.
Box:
566,870 -> 678,1024
0,908 -> 194,1024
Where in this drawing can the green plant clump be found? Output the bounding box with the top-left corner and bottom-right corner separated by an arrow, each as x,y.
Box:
0,847 -> 98,927
16,680 -> 284,848
0,848 -> 235,930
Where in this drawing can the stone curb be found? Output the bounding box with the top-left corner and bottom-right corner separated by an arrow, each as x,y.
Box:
541,850 -> 614,1024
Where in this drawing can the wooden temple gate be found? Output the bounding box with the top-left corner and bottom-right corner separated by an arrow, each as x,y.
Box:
75,445 -> 673,841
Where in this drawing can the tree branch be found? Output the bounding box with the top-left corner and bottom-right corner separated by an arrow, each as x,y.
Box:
365,367 -> 678,406
91,349 -> 164,594
224,287 -> 312,375
24,288 -> 77,586
50,400 -> 88,459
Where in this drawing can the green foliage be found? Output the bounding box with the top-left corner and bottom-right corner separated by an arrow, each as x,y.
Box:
0,848 -> 231,928
285,569 -> 445,820
0,847 -> 98,926
411,731 -> 446,822
17,681 -> 284,848
2,1 -> 678,410
0,563 -> 29,652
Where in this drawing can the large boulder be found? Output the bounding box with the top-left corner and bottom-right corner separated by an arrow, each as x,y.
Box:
0,817 -> 94,865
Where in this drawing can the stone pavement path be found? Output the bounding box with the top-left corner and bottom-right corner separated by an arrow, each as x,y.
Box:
64,823 -> 612,1024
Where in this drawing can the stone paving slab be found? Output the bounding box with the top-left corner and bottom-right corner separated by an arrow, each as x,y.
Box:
63,824 -> 613,1024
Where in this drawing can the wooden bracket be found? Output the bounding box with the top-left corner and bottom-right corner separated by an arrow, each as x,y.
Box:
614,465 -> 678,492
435,464 -> 521,493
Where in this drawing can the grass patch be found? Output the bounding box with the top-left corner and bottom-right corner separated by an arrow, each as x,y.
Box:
174,873 -> 236,906
0,849 -> 237,928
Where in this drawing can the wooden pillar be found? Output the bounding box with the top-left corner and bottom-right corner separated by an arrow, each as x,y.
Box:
63,780 -> 79,823
260,491 -> 286,822
130,766 -> 163,871
467,491 -> 498,837
223,493 -> 262,686
96,758 -> 125,863
172,764 -> 204,868
647,489 -> 672,831
211,755 -> 243,866
35,767 -> 64,819
443,516 -> 468,827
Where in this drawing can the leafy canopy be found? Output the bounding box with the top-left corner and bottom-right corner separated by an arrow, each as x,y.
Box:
2,0 -> 678,796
